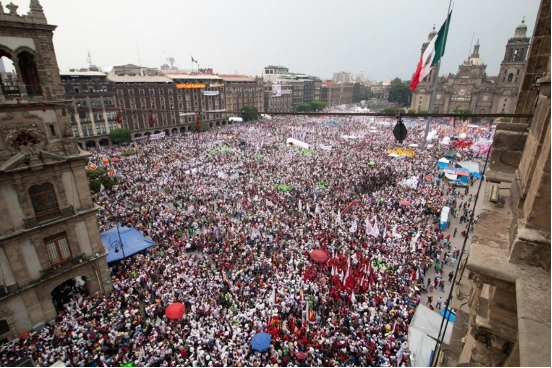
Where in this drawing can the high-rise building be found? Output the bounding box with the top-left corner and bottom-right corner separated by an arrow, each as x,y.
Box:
0,0 -> 111,340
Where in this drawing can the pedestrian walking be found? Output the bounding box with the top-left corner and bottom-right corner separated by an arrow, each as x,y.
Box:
453,227 -> 457,237
436,297 -> 443,310
448,271 -> 454,282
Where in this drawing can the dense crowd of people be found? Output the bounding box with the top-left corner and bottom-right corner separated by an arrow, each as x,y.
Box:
0,115 -> 489,367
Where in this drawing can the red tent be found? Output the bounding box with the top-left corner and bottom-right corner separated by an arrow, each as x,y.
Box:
165,303 -> 185,319
310,249 -> 329,263
400,200 -> 410,206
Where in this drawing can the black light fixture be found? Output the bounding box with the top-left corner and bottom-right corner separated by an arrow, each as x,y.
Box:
393,113 -> 408,143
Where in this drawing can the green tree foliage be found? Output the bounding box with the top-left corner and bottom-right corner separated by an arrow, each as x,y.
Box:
109,128 -> 132,144
387,78 -> 412,106
123,149 -> 136,157
381,107 -> 406,114
500,117 -> 511,122
242,106 -> 259,121
309,100 -> 326,111
200,122 -> 210,132
453,107 -> 472,115
298,103 -> 312,112
86,168 -> 118,193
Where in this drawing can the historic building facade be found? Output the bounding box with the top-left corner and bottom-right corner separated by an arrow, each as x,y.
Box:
219,75 -> 264,116
410,21 -> 531,114
440,1 -> 550,366
60,71 -> 119,149
320,81 -> 355,107
0,0 -> 111,340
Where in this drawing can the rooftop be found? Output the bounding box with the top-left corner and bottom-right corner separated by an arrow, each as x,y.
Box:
107,75 -> 173,83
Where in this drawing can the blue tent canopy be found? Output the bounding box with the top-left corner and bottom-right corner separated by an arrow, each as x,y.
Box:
100,225 -> 155,263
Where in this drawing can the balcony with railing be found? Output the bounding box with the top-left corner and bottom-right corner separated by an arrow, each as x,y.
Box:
1,84 -> 43,99
39,253 -> 88,280
23,206 -> 75,229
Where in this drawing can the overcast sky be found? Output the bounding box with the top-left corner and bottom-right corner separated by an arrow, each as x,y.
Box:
14,0 -> 541,81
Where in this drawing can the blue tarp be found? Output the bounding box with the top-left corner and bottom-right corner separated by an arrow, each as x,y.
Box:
100,225 -> 155,263
440,308 -> 456,322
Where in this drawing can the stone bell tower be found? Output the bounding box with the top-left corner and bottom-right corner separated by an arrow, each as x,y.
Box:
0,0 -> 111,340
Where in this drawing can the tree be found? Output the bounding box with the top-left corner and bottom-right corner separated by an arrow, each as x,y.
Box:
309,100 -> 326,111
387,78 -> 411,106
298,103 -> 312,112
453,107 -> 472,115
381,107 -> 406,114
242,106 -> 259,122
86,168 -> 118,193
363,91 -> 375,100
109,128 -> 131,144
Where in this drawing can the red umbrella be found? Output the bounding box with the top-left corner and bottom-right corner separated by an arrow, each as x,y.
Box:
310,249 -> 329,263
111,157 -> 121,163
425,174 -> 434,180
296,352 -> 307,360
165,303 -> 185,319
456,170 -> 469,176
399,200 -> 410,206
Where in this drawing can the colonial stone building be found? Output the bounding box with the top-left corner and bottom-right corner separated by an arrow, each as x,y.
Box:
60,71 -> 120,149
0,0 -> 111,340
219,75 -> 264,116
410,21 -> 531,114
441,0 -> 550,366
320,81 -> 354,107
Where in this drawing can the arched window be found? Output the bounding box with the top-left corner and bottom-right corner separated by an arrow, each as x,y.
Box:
508,73 -> 514,82
17,51 -> 42,96
29,183 -> 59,221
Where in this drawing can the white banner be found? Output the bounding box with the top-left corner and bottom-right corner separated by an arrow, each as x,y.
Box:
202,90 -> 220,96
272,84 -> 281,97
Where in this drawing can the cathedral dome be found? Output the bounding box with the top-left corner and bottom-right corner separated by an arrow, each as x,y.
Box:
514,19 -> 527,38
467,57 -> 484,66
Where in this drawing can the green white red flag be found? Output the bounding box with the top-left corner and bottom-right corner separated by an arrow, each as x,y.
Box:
410,11 -> 452,91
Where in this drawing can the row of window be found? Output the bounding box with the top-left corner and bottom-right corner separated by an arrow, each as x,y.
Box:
74,98 -> 114,107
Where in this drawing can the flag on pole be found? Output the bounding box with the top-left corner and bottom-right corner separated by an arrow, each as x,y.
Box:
191,56 -> 198,64
100,184 -> 105,193
410,11 -> 453,91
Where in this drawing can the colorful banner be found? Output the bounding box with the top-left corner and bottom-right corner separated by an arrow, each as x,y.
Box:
386,148 -> 415,157
176,83 -> 206,89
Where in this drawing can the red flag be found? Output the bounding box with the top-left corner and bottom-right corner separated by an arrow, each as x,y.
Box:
148,110 -> 155,127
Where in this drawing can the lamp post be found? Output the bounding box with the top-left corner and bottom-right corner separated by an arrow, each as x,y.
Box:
110,221 -> 126,259
102,206 -> 125,259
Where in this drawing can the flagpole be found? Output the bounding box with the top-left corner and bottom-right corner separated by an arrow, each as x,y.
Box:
422,0 -> 453,146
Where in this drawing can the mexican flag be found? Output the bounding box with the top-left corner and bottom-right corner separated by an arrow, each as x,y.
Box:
410,11 -> 452,91
191,56 -> 198,64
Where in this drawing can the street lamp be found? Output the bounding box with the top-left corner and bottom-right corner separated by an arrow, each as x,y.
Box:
110,222 -> 126,259
102,206 -> 126,259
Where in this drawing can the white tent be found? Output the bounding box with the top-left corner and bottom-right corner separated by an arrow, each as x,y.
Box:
444,173 -> 457,181
408,304 -> 454,367
440,137 -> 451,145
408,143 -> 419,148
261,114 -> 272,120
229,117 -> 243,123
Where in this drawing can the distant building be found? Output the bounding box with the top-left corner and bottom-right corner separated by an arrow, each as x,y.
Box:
262,66 -> 322,112
320,81 -> 354,107
410,21 -> 530,114
60,71 -> 119,148
219,75 -> 264,115
332,71 -> 354,83
110,64 -> 161,77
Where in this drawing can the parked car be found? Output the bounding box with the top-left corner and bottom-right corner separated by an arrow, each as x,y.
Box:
452,179 -> 468,187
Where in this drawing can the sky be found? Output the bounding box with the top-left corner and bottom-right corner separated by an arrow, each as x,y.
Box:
10,0 -> 541,81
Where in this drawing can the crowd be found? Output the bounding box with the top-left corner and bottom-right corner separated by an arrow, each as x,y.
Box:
0,115 -> 487,367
